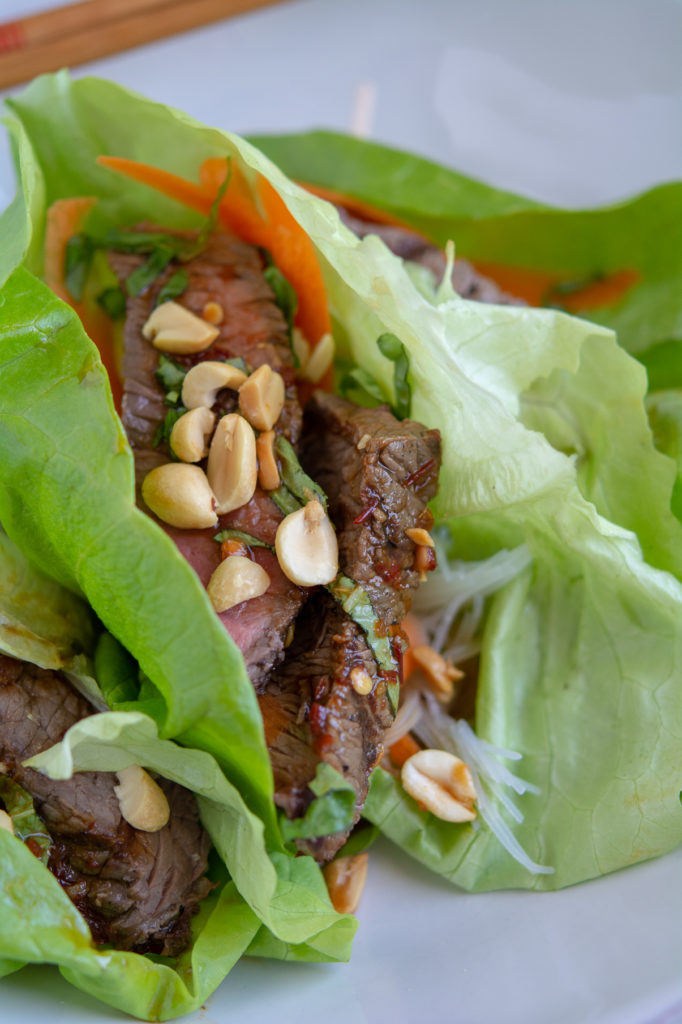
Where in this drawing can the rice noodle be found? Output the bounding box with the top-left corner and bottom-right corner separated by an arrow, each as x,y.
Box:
413,693 -> 553,875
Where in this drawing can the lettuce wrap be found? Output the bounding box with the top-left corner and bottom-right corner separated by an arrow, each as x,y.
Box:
0,72 -> 680,1016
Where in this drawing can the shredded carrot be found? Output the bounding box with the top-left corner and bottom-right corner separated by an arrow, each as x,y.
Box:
201,157 -> 331,345
401,612 -> 429,681
96,155 -> 214,217
44,197 -> 122,410
388,733 -> 421,768
96,155 -> 332,347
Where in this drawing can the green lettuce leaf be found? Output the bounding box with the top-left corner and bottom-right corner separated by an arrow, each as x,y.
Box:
0,828 -> 260,1021
249,130 -> 682,359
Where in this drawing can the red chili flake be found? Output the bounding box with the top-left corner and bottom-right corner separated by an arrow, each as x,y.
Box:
353,499 -> 379,524
404,458 -> 435,488
26,837 -> 43,858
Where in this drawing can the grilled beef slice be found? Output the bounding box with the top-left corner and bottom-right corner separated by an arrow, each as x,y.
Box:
0,655 -> 212,954
111,231 -> 305,686
338,207 -> 523,305
301,392 -> 441,627
259,592 -> 393,863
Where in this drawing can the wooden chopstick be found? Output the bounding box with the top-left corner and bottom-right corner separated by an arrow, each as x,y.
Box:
0,0 -> 284,90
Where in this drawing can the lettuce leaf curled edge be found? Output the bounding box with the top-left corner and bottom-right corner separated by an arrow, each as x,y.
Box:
0,73 -> 680,956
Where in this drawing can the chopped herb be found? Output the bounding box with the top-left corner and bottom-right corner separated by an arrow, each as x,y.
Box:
377,332 -> 411,420
96,286 -> 126,319
155,353 -> 187,403
214,528 -> 271,549
340,366 -> 385,408
275,435 -> 327,509
328,573 -> 399,710
153,406 -> 186,450
270,485 -> 301,517
156,268 -> 189,306
64,232 -> 95,301
278,763 -> 356,843
126,243 -> 176,297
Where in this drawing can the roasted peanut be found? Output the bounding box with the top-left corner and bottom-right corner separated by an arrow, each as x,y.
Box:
238,364 -> 285,431
142,301 -> 219,355
0,810 -> 14,835
207,554 -> 270,612
410,645 -> 463,700
401,749 -> 476,822
181,361 -> 248,410
350,666 -> 373,695
142,463 -> 217,529
256,429 -> 280,491
114,766 -> 170,832
169,406 -> 216,462
323,853 -> 369,914
207,414 -> 258,514
275,500 -> 338,587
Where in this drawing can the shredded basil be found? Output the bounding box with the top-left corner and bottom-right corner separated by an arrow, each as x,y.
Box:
339,366 -> 385,408
126,243 -> 176,297
224,356 -> 249,374
155,353 -> 187,405
270,485 -> 301,517
156,268 -> 189,306
327,574 -> 399,711
96,286 -> 126,319
64,232 -> 95,301
275,435 -> 327,510
377,332 -> 411,420
153,406 -> 186,450
214,528 -> 272,549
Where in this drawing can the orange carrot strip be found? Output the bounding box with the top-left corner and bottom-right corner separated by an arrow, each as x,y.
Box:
300,181 -> 412,229
201,157 -> 332,345
96,155 -> 215,217
44,197 -> 122,410
401,612 -> 429,681
388,733 -> 421,768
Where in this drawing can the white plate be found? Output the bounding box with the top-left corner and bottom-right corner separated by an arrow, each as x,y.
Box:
0,1 -> 681,1021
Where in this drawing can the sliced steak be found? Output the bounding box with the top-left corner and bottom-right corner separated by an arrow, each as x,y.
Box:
111,229 -> 305,685
259,592 -> 393,862
338,207 -> 523,305
0,654 -> 212,954
163,489 -> 304,688
112,230 -> 301,464
301,392 -> 441,627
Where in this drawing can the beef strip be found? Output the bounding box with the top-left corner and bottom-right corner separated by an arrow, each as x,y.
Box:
0,654 -> 212,954
111,230 -> 306,685
259,592 -> 393,863
337,207 -> 524,305
301,392 -> 441,627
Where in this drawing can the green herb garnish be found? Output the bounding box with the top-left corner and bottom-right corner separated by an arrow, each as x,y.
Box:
377,332 -> 411,420
214,528 -> 271,549
126,243 -> 176,297
156,268 -> 189,306
64,232 -> 95,301
339,366 -> 385,408
153,406 -> 186,450
275,435 -> 327,509
96,286 -> 126,319
155,353 -> 187,406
